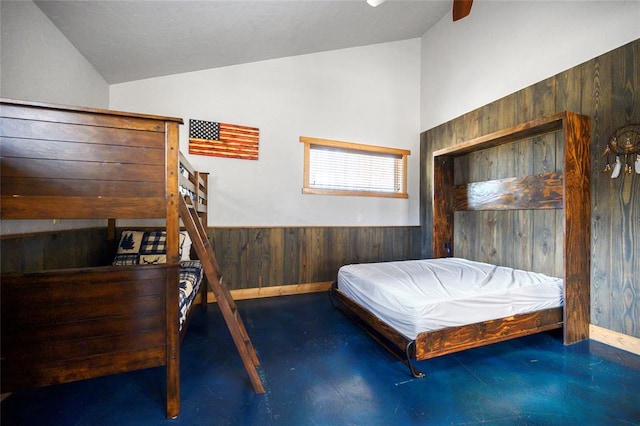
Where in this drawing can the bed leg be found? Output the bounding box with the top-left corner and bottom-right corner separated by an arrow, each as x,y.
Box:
405,341 -> 425,378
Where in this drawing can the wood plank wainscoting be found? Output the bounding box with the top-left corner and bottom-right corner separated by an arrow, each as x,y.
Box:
0,228 -> 111,273
1,225 -> 422,295
206,226 -> 422,296
421,39 -> 640,345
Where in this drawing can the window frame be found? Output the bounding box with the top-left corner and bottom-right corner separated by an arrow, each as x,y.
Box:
300,136 -> 410,198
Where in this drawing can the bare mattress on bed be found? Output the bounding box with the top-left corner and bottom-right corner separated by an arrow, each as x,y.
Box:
337,257 -> 563,340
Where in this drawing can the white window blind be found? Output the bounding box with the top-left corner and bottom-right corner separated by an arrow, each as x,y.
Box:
300,136 -> 410,198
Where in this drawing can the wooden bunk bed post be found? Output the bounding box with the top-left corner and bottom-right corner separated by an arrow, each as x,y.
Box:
432,154 -> 455,258
562,112 -> 591,344
106,219 -> 117,256
165,120 -> 181,419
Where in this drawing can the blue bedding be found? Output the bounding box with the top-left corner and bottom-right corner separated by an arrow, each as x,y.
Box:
179,260 -> 204,331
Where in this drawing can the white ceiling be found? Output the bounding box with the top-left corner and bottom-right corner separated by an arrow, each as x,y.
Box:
35,0 -> 452,84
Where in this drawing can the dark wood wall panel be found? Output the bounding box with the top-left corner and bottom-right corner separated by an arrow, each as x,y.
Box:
421,39 -> 639,337
2,226 -> 421,291
210,226 -> 422,290
1,228 -> 110,273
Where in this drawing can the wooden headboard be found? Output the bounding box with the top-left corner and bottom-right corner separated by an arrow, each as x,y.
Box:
1,98 -> 185,263
432,111 -> 591,345
0,98 -> 183,220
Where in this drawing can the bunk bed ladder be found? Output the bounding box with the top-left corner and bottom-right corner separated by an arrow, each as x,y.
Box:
179,195 -> 265,394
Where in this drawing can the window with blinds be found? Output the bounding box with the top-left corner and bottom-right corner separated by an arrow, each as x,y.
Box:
300,136 -> 410,198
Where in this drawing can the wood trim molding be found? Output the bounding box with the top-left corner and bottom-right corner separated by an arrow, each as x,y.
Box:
203,281 -> 333,303
299,135 -> 410,198
300,136 -> 410,156
589,324 -> 640,356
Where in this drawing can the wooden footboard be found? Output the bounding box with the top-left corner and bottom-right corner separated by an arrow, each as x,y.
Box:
1,264 -> 179,392
330,285 -> 563,369
413,308 -> 563,360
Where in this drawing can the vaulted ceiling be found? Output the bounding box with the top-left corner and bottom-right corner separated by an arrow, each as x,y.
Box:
35,1 -> 451,84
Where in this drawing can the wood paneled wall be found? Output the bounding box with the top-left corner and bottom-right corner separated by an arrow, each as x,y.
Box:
209,226 -> 422,289
1,226 -> 422,289
0,228 -> 109,273
421,39 -> 639,338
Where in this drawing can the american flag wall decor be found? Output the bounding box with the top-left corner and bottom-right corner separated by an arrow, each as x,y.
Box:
189,119 -> 259,160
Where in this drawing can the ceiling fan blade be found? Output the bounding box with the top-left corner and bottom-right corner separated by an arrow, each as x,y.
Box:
452,0 -> 473,21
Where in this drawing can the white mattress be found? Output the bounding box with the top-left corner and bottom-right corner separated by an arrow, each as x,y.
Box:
337,257 -> 563,340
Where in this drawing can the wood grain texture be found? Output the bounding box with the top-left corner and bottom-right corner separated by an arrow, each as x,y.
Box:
0,137 -> 165,164
414,308 -> 563,360
1,177 -> 165,198
453,172 -> 563,211
431,111 -> 590,345
0,117 -> 166,147
0,99 -> 190,419
1,228 -> 110,273
422,39 -> 639,338
2,196 -> 168,219
1,102 -> 174,221
608,41 -> 640,339
165,121 -> 181,418
330,286 -> 562,363
432,156 -> 454,257
0,264 -> 177,392
585,37 -> 614,330
180,195 -> 265,396
0,98 -> 182,130
432,112 -> 564,157
2,225 -> 419,290
562,112 -> 591,343
210,226 -> 422,291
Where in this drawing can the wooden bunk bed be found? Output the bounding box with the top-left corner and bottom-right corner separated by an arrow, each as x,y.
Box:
0,99 -> 263,418
330,111 -> 591,377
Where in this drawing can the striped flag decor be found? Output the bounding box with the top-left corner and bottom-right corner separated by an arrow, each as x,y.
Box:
189,119 -> 259,160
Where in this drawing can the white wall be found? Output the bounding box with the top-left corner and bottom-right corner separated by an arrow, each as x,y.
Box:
1,0 -> 109,236
110,40 -> 422,227
0,0 -> 109,108
5,0 -> 639,232
421,0 -> 640,131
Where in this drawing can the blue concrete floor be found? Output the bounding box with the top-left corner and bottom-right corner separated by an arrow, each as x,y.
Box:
2,292 -> 639,425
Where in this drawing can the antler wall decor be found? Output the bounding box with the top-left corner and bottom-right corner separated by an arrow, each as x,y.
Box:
602,124 -> 640,178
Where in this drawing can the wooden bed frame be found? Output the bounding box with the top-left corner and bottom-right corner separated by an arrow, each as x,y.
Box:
0,99 -> 209,418
330,111 -> 591,377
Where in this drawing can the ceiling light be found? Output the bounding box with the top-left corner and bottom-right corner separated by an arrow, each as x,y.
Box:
367,0 -> 386,7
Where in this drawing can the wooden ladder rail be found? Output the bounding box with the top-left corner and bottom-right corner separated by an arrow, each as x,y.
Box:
179,195 -> 265,394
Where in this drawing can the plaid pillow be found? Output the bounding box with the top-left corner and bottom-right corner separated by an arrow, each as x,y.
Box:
139,231 -> 166,264
113,230 -> 145,266
113,230 -> 188,265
